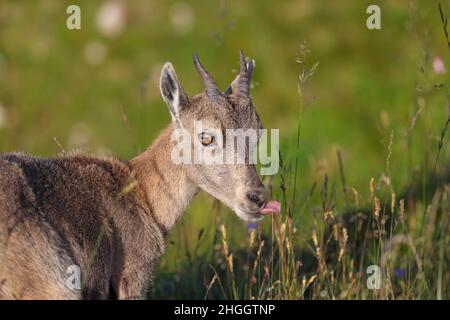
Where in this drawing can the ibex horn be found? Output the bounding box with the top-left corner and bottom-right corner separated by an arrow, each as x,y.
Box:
193,53 -> 222,101
224,50 -> 254,97
237,49 -> 251,96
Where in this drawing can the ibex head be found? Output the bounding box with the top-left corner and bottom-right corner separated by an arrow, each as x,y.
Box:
159,50 -> 267,222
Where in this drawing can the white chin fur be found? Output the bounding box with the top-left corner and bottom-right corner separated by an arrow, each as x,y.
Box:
233,207 -> 265,222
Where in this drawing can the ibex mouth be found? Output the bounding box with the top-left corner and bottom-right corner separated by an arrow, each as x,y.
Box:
259,200 -> 281,215
235,200 -> 281,222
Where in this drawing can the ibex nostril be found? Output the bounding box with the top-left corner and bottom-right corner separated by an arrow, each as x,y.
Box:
246,192 -> 266,207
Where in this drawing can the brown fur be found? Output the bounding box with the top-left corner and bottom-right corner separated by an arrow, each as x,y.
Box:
0,53 -> 265,299
0,148 -> 168,299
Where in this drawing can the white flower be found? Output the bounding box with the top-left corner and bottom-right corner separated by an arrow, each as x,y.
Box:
96,0 -> 126,38
170,2 -> 194,35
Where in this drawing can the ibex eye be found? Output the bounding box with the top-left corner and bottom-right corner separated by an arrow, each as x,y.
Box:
199,132 -> 215,146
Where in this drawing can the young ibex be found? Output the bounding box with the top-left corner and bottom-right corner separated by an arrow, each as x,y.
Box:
0,51 -> 277,299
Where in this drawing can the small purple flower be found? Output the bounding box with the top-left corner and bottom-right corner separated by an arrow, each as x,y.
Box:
394,268 -> 406,278
247,222 -> 257,231
433,56 -> 446,74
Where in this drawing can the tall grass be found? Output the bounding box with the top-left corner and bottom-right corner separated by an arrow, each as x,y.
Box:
187,160 -> 448,300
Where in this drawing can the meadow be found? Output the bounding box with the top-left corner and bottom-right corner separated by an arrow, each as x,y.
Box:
0,0 -> 448,299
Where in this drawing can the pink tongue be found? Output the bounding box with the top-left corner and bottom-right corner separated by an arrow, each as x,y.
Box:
259,200 -> 281,215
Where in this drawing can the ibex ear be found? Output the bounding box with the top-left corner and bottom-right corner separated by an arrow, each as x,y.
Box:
224,59 -> 255,96
160,62 -> 189,124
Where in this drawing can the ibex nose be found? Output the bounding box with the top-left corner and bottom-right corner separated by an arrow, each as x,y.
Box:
246,191 -> 266,208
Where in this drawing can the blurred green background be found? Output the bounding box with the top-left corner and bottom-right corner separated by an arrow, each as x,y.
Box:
0,0 -> 448,298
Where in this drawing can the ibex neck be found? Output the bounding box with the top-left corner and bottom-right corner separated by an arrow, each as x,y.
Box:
131,124 -> 198,231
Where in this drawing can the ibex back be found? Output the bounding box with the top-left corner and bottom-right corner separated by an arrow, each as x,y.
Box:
0,51 -> 269,299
